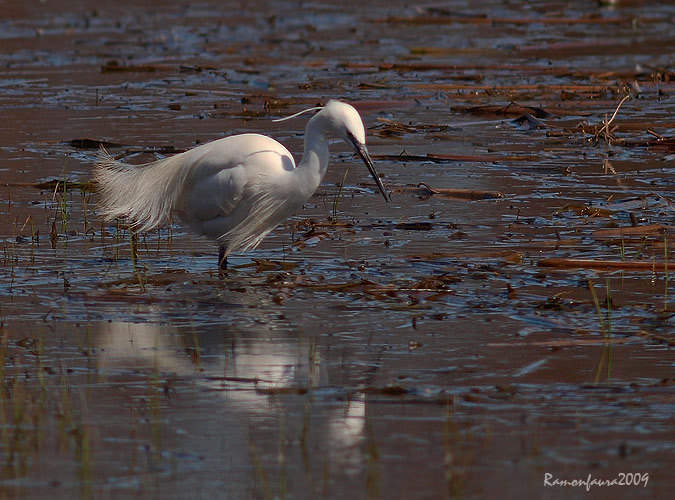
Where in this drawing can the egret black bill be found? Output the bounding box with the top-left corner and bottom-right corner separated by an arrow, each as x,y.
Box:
347,132 -> 390,202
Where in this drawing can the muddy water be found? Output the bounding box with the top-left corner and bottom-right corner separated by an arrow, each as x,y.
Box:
1,1 -> 674,499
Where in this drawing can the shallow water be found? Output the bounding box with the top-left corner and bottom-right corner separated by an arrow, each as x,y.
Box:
1,1 -> 674,499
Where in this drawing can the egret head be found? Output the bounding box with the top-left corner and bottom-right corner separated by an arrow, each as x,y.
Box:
321,100 -> 390,202
322,100 -> 367,144
273,100 -> 390,202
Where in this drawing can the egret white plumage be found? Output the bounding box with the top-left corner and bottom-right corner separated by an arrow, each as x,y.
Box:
95,100 -> 389,270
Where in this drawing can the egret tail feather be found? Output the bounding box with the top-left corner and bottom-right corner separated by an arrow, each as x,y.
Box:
94,149 -> 190,232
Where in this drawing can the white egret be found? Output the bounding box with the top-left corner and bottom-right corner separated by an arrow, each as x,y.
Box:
95,100 -> 389,270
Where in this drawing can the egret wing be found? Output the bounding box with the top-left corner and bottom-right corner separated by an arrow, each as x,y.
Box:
174,134 -> 297,242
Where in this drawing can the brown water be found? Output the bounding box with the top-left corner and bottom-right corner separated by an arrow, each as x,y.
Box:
1,1 -> 674,499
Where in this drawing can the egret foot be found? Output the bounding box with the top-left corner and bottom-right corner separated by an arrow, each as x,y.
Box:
218,246 -> 228,273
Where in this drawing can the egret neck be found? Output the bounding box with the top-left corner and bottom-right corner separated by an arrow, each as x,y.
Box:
292,112 -> 331,201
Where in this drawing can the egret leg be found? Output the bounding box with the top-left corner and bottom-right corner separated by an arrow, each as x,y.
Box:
218,246 -> 228,272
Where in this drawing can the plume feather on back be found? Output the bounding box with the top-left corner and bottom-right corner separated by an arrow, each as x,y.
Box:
94,149 -> 191,233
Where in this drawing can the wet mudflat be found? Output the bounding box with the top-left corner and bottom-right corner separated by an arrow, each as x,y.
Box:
1,0 -> 674,498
